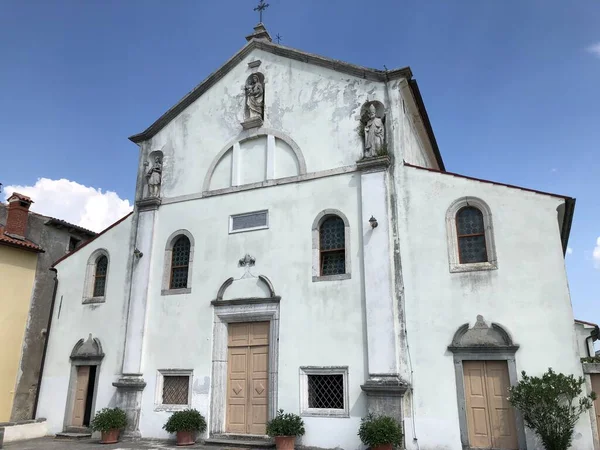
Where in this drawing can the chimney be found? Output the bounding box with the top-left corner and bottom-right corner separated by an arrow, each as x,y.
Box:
5,192 -> 33,239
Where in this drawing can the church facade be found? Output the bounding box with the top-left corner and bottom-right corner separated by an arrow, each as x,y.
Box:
36,25 -> 597,450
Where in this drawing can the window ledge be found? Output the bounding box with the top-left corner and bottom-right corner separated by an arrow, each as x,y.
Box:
154,404 -> 191,412
301,409 -> 349,418
82,296 -> 105,304
161,288 -> 192,296
312,273 -> 351,282
449,261 -> 497,273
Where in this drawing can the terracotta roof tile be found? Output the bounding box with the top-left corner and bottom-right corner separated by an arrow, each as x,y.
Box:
0,226 -> 44,253
7,192 -> 33,203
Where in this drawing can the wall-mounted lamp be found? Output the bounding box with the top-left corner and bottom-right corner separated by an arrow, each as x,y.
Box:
369,216 -> 378,228
134,248 -> 143,259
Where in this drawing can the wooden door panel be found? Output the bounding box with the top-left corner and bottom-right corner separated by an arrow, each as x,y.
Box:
248,345 -> 268,434
249,322 -> 269,346
591,374 -> 600,439
226,347 -> 248,433
72,366 -> 90,427
463,361 -> 492,448
229,323 -> 250,347
485,361 -> 518,449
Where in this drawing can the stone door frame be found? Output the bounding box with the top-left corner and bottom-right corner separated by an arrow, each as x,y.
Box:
210,298 -> 280,436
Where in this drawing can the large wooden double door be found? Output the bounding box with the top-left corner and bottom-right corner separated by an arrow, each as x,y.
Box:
463,360 -> 518,449
226,322 -> 269,435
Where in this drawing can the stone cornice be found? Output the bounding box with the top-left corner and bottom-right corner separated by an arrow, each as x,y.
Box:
356,155 -> 391,172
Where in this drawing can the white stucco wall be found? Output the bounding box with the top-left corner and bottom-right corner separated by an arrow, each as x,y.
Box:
36,215 -> 132,434
397,166 -> 594,450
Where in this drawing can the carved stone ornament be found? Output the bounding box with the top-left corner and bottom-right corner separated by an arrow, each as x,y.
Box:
145,155 -> 162,198
70,334 -> 104,361
239,254 -> 256,267
362,102 -> 386,158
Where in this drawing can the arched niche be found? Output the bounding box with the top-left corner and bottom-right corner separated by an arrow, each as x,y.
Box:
360,100 -> 386,124
202,128 -> 307,192
244,72 -> 265,121
70,334 -> 104,362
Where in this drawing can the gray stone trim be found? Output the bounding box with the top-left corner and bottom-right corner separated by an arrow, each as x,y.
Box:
136,197 -> 161,211
583,363 -> 600,374
241,117 -> 263,130
445,197 -> 498,273
0,418 -> 46,427
448,318 -> 526,450
202,127 -> 307,192
154,369 -> 193,412
312,209 -> 351,281
211,297 -> 280,307
356,155 -> 391,173
248,59 -> 261,68
209,301 -> 280,436
213,274 -> 276,301
82,248 -> 109,304
299,366 -> 349,418
128,39 -> 411,144
584,373 -> 600,450
161,229 -> 195,294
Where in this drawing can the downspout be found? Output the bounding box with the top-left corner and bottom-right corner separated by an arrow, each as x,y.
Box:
585,326 -> 599,357
32,267 -> 58,418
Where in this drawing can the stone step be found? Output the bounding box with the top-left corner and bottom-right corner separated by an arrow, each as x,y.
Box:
204,436 -> 275,448
55,432 -> 92,440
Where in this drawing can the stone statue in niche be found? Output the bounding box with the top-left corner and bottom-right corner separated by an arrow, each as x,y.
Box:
146,155 -> 162,197
245,74 -> 264,119
363,104 -> 385,157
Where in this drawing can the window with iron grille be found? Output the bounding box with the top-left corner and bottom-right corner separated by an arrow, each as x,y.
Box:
93,255 -> 108,297
319,216 -> 345,276
170,236 -> 190,289
156,370 -> 192,410
456,207 -> 488,264
300,367 -> 349,417
230,210 -> 269,233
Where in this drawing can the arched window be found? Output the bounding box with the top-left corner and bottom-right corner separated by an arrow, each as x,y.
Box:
456,207 -> 487,264
446,198 -> 497,273
170,236 -> 191,289
319,216 -> 346,276
93,255 -> 108,297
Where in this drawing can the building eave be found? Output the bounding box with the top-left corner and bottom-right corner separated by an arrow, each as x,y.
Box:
0,239 -> 44,254
128,39 -> 413,144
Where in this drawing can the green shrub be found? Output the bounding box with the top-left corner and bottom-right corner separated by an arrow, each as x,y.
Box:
581,356 -> 600,363
266,409 -> 305,437
90,407 -> 127,432
508,368 -> 597,450
163,409 -> 207,434
358,414 -> 403,447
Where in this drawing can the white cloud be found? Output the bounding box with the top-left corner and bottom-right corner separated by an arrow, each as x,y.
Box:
587,42 -> 600,58
3,178 -> 132,233
594,237 -> 600,269
566,247 -> 573,255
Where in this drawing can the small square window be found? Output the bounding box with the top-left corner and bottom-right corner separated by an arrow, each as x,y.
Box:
300,367 -> 349,417
230,210 -> 269,233
155,370 -> 192,411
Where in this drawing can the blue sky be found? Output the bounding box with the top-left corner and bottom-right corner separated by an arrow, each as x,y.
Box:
1,1 -> 598,325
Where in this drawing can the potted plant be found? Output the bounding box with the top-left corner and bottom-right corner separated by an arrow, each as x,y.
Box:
163,408 -> 207,446
266,409 -> 305,450
358,413 -> 403,450
90,407 -> 127,444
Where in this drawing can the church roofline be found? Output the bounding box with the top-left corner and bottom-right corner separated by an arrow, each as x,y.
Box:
128,38 -> 414,145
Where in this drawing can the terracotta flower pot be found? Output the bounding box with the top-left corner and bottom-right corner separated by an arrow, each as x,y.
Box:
274,435 -> 296,450
100,429 -> 120,444
371,444 -> 393,450
176,430 -> 196,446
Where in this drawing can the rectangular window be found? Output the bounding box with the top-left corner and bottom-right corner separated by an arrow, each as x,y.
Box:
69,236 -> 81,252
230,210 -> 269,233
155,370 -> 192,411
300,367 -> 349,417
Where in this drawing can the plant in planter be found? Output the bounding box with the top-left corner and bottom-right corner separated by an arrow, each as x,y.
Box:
90,407 -> 127,444
508,368 -> 597,450
266,409 -> 305,450
358,413 -> 403,450
163,409 -> 207,447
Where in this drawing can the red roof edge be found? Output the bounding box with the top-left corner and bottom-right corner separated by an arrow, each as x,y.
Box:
51,212 -> 133,268
575,319 -> 599,328
404,162 -> 576,255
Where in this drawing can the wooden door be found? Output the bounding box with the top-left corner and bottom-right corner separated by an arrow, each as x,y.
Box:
72,366 -> 90,427
463,361 -> 518,449
226,322 -> 269,435
592,374 -> 600,438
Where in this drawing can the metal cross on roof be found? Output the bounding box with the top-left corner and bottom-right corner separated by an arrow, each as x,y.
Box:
254,0 -> 270,23
275,33 -> 282,44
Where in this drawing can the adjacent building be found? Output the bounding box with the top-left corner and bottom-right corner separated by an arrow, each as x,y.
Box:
0,193 -> 95,422
36,24 -> 598,449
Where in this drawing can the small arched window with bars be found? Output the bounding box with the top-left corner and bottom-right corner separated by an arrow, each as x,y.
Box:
456,206 -> 488,264
319,216 -> 346,276
93,255 -> 108,297
170,236 -> 191,289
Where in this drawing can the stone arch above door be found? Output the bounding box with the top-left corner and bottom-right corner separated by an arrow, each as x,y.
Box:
202,128 -> 307,192
70,334 -> 104,362
212,274 -> 278,304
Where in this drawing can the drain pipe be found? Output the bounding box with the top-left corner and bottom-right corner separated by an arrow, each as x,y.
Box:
32,267 -> 58,419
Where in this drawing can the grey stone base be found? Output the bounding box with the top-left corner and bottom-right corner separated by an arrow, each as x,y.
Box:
241,117 -> 264,130
361,375 -> 409,424
136,197 -> 161,211
113,374 -> 146,439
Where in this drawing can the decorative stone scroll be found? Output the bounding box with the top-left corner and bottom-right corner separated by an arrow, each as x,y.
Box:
360,101 -> 386,158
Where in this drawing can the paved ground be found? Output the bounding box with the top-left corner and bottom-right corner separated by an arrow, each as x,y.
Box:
2,437 -> 239,450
